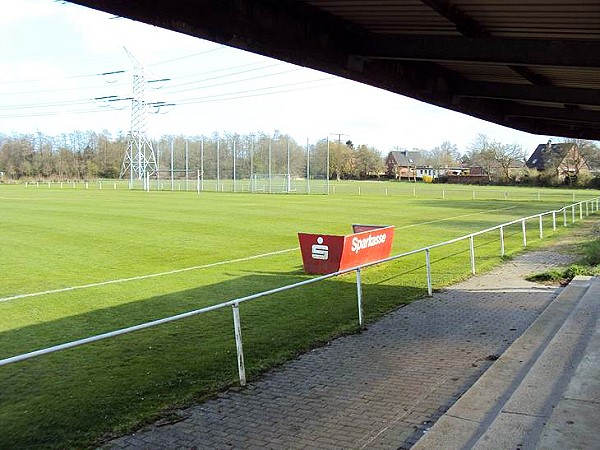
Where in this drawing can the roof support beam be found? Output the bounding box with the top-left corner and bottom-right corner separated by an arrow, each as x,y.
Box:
454,81 -> 600,107
419,0 -> 489,37
354,36 -> 600,68
502,104 -> 600,125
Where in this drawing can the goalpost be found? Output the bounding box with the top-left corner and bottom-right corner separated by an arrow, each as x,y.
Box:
250,173 -> 294,193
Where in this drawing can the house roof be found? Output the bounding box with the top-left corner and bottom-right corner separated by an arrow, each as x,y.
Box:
387,151 -> 428,167
525,143 -> 574,171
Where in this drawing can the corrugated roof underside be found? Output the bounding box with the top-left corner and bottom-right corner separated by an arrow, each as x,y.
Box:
306,0 -> 600,38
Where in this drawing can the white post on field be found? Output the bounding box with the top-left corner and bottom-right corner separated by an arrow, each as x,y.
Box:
170,140 -> 174,192
326,137 -> 330,195
233,140 -> 237,193
564,208 -> 567,226
586,201 -> 589,216
197,169 -> 200,194
552,211 -> 556,231
579,203 -> 583,220
425,248 -> 432,296
522,219 -> 527,247
572,205 -> 576,223
185,139 -> 189,191
216,139 -> 221,192
469,235 -> 476,274
250,138 -> 254,193
156,141 -> 161,190
356,268 -> 364,329
500,226 -> 505,257
146,172 -> 150,192
268,138 -> 273,194
539,214 -> 543,239
200,137 -> 204,192
306,138 -> 310,194
286,139 -> 291,193
232,303 -> 246,387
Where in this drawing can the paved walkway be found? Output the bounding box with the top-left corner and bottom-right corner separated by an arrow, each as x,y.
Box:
106,251 -> 575,449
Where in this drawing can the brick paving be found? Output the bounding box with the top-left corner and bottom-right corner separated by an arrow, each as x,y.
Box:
105,251 -> 574,450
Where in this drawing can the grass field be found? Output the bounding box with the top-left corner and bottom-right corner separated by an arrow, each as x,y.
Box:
1,181 -> 599,449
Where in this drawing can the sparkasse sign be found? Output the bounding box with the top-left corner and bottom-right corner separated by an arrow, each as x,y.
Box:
298,225 -> 395,274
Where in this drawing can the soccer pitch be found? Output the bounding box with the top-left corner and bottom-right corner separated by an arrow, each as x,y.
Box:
1,182 -> 598,448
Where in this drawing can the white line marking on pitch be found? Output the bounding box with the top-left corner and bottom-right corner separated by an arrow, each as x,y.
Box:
0,248 -> 297,303
395,205 -> 517,229
0,204 -> 518,304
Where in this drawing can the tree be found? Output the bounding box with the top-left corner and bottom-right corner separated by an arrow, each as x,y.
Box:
492,142 -> 525,181
467,134 -> 496,181
467,134 -> 525,182
426,141 -> 460,173
354,145 -> 383,178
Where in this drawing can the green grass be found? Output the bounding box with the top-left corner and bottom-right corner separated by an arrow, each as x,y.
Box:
1,182 -> 599,449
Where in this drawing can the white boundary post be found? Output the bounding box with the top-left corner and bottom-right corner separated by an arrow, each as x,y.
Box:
579,203 -> 583,220
563,208 -> 567,227
572,205 -> 576,223
522,219 -> 527,247
539,214 -> 543,239
232,303 -> 246,387
470,235 -> 476,274
185,140 -> 189,191
200,137 -> 204,192
356,268 -> 364,329
586,201 -> 589,216
233,140 -> 237,193
552,211 -> 556,231
425,249 -> 433,296
197,169 -> 200,194
500,226 -> 505,257
170,140 -> 174,192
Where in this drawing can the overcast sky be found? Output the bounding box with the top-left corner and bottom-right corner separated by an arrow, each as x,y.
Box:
1,0 -> 561,155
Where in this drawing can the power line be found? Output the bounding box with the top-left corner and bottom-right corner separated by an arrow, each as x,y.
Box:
0,79 -> 340,119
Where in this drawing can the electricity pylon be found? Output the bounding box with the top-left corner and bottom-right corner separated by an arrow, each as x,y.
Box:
120,48 -> 158,188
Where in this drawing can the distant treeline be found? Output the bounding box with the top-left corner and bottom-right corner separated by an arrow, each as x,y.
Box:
0,130 -> 384,181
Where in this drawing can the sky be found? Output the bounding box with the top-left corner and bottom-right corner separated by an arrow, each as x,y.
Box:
0,0 -> 559,155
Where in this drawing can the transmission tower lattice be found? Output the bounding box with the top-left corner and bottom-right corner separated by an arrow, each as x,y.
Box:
120,49 -> 158,186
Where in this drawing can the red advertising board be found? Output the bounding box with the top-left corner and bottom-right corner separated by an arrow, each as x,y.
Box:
298,225 -> 395,274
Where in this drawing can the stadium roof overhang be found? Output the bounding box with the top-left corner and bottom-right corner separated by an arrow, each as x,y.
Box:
67,0 -> 600,140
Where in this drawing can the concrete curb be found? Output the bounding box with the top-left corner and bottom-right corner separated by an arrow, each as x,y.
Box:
412,276 -> 600,450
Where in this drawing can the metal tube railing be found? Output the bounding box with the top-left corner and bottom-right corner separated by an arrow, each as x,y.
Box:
1,197 -> 599,387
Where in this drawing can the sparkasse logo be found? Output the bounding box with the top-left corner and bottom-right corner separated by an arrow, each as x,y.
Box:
351,233 -> 387,254
311,236 -> 329,260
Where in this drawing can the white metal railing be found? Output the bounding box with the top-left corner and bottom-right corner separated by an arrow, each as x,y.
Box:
1,197 -> 599,386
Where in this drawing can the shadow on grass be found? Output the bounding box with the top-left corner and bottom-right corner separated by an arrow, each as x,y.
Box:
0,273 -> 425,450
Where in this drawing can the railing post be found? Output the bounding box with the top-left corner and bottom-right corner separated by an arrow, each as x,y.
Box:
522,219 -> 527,247
552,211 -> 556,231
500,226 -> 505,257
539,214 -> 543,239
572,205 -> 576,223
586,201 -> 589,216
232,303 -> 246,387
563,208 -> 567,227
470,235 -> 476,274
425,249 -> 432,296
356,268 -> 364,329
579,203 -> 583,220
